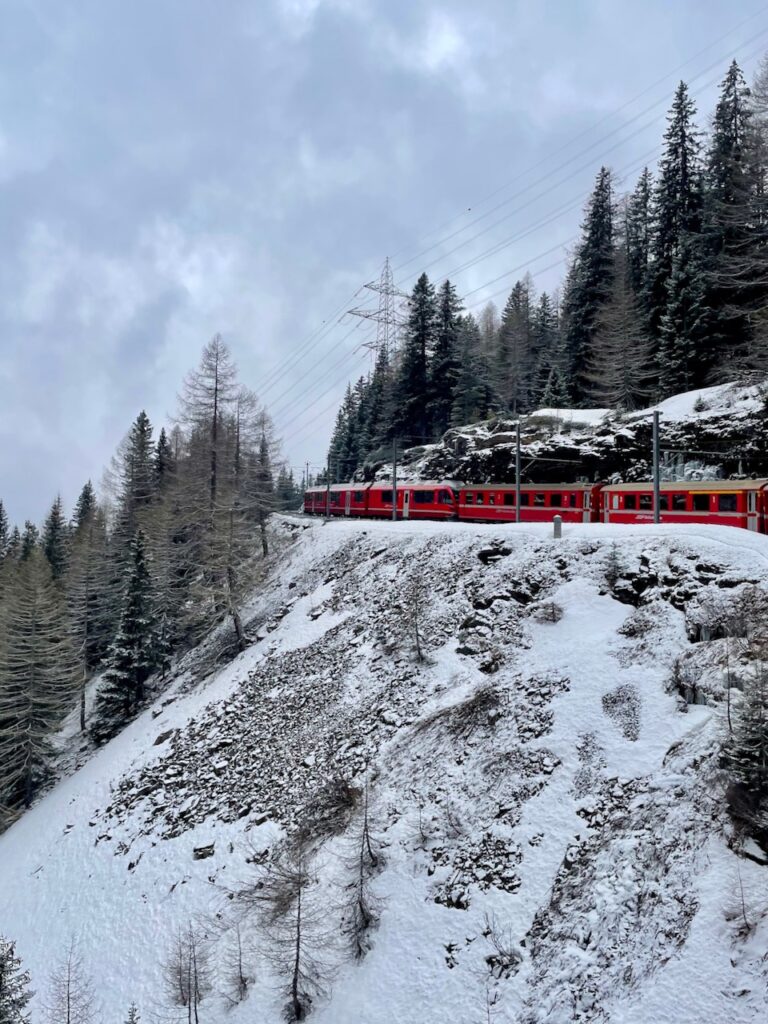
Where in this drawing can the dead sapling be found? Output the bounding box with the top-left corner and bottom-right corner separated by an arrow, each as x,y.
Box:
340,783 -> 384,960
162,920 -> 213,1024
43,938 -> 97,1024
218,920 -> 255,1007
243,837 -> 333,1022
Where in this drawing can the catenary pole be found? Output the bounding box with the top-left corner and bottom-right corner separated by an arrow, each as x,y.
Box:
515,420 -> 521,524
392,439 -> 398,522
325,455 -> 331,522
653,411 -> 661,525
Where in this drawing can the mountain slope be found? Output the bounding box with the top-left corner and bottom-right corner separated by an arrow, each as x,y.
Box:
1,517 -> 767,1023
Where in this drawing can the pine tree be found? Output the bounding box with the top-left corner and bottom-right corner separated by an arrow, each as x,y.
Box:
648,81 -> 705,372
704,61 -> 767,376
92,530 -> 157,743
563,167 -> 615,403
393,273 -> 437,447
42,495 -> 69,581
451,315 -> 493,427
362,345 -> 394,456
625,168 -> 654,298
19,523 -> 38,561
0,502 -> 8,561
0,937 -> 33,1023
530,292 -> 561,407
5,528 -> 20,563
427,279 -> 463,437
125,1004 -> 141,1024
153,428 -> 175,494
658,233 -> 710,395
496,278 -> 535,413
0,551 -> 78,818
68,500 -> 112,731
723,663 -> 768,829
72,482 -> 96,531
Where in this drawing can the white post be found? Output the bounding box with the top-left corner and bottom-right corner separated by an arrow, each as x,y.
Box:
553,514 -> 562,539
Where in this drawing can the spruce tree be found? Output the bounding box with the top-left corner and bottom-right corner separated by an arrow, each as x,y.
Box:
723,664 -> 768,828
704,61 -> 766,374
362,345 -> 394,456
19,523 -> 38,561
92,530 -> 157,743
0,937 -> 33,1023
658,233 -> 710,395
451,315 -> 493,427
625,168 -> 653,298
648,81 -> 705,379
125,1004 -> 141,1024
393,273 -> 437,446
5,529 -> 20,563
42,495 -> 69,581
427,279 -> 463,437
73,482 -> 96,532
563,167 -> 615,403
0,502 -> 8,560
153,428 -> 175,494
0,551 -> 78,817
496,278 -> 535,413
530,292 -> 561,407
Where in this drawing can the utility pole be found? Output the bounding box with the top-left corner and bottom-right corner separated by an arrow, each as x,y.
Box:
653,411 -> 661,525
392,438 -> 398,522
305,461 -> 310,491
325,455 -> 331,522
348,257 -> 409,361
515,420 -> 521,524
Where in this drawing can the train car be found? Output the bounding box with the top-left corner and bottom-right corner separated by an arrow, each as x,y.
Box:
602,480 -> 768,532
458,483 -> 603,524
366,481 -> 461,520
303,486 -> 368,517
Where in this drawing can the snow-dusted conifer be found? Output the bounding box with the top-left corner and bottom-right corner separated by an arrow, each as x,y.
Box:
42,495 -> 69,581
92,530 -> 157,743
19,522 -> 38,562
0,551 -> 78,818
724,663 -> 768,829
124,1003 -> 140,1024
0,502 -> 8,561
0,936 -> 32,1023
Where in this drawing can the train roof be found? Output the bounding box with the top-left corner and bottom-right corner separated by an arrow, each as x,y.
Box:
603,479 -> 768,492
367,480 -> 464,490
463,482 -> 597,490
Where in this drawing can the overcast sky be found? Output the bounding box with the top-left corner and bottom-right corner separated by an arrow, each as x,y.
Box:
2,0 -> 767,523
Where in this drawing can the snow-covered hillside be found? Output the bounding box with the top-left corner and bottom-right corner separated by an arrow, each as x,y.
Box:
2,517 -> 768,1023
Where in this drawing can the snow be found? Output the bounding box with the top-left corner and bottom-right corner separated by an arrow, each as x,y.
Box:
1,517 -> 768,1022
636,381 -> 765,422
528,407 -> 611,427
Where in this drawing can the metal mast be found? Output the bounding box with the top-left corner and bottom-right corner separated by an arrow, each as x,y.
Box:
348,257 -> 408,360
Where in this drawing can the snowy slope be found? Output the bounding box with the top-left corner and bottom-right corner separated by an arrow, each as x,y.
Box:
2,517 -> 768,1023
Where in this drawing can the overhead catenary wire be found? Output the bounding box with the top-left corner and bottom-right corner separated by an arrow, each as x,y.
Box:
269,27 -> 768,458
258,21 -> 768,413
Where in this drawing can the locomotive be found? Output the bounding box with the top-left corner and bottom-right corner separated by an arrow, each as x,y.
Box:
303,479 -> 768,533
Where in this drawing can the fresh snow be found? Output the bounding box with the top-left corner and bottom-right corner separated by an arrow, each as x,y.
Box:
1,517 -> 767,1023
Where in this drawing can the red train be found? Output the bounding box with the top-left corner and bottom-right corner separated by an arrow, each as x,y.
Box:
304,479 -> 768,533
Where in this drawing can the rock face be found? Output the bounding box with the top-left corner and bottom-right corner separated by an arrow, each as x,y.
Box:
380,382 -> 768,485
2,517 -> 768,1024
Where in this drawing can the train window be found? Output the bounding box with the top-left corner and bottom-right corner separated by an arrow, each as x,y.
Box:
639,495 -> 653,510
520,493 -> 530,506
476,493 -> 485,504
718,493 -> 737,512
353,491 -> 364,502
465,492 -> 474,504
330,494 -> 340,505
503,493 -> 515,506
659,495 -> 669,511
380,490 -> 392,504
534,493 -> 545,506
624,495 -> 637,510
488,493 -> 496,505
413,490 -> 435,504
612,495 -> 619,510
438,490 -> 453,504
692,493 -> 710,512
550,493 -> 562,506
673,494 -> 687,511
